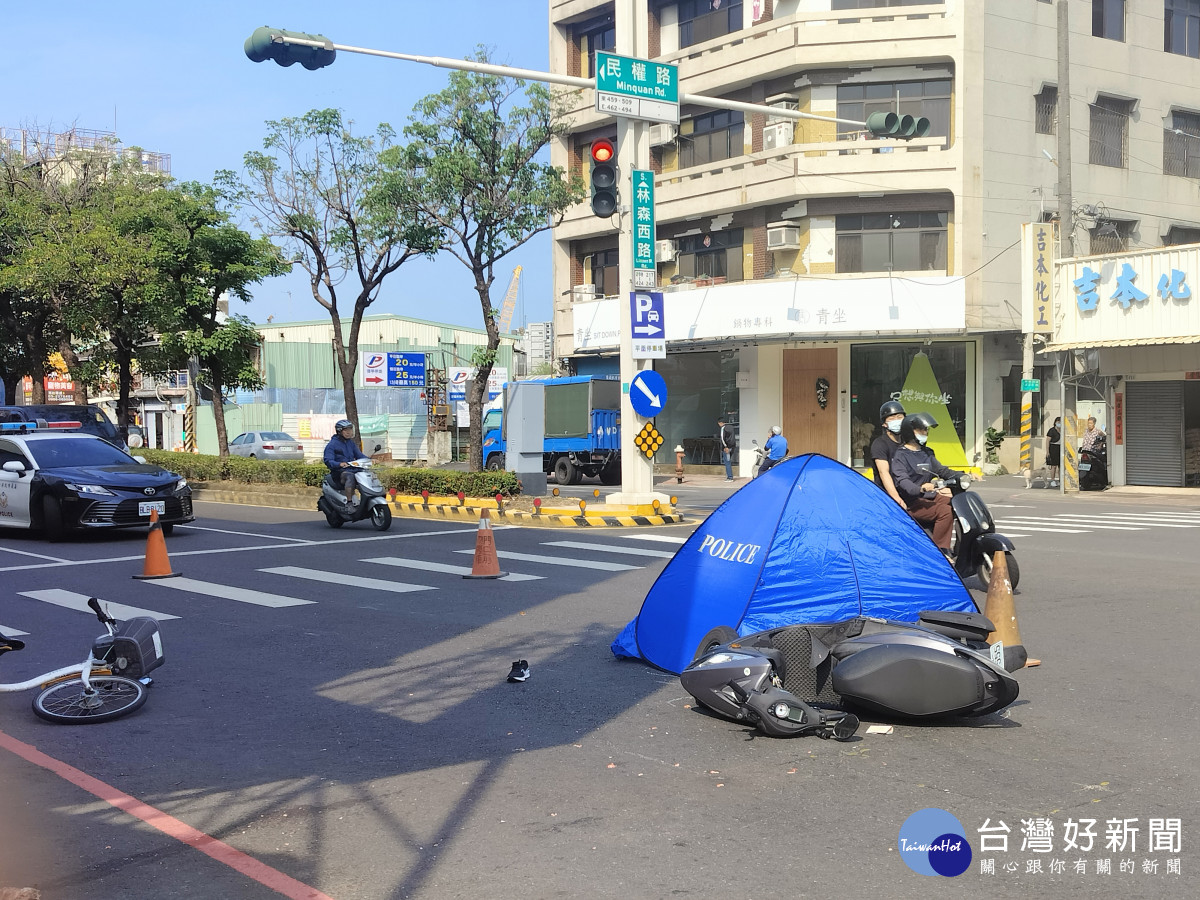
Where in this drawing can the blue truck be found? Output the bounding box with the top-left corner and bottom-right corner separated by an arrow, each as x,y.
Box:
482,375 -> 622,485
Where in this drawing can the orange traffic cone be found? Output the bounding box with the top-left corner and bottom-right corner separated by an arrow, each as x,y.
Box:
983,550 -> 1038,670
133,509 -> 180,580
463,508 -> 506,579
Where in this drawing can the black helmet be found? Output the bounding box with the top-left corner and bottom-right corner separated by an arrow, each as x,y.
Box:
879,400 -> 906,424
900,412 -> 938,444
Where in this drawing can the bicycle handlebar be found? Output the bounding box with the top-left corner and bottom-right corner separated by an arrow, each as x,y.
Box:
87,597 -> 116,626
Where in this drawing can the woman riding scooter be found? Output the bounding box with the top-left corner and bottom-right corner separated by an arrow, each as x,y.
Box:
890,412 -> 956,555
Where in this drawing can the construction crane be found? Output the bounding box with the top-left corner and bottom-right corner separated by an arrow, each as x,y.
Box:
496,266 -> 522,333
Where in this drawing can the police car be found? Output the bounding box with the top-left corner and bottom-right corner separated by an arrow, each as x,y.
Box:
0,421 -> 194,541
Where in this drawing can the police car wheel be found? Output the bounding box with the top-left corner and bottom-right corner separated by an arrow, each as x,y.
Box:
41,496 -> 66,543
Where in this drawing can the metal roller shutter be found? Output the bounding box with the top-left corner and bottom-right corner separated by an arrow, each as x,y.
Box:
1125,382 -> 1184,486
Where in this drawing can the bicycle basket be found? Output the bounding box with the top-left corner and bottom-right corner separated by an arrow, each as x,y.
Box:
92,617 -> 164,679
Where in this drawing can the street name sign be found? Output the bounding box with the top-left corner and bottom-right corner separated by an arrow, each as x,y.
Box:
630,291 -> 666,359
595,52 -> 679,125
1021,378 -> 1041,393
632,169 -> 657,288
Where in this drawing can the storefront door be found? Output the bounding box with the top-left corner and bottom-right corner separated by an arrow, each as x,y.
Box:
783,349 -> 837,458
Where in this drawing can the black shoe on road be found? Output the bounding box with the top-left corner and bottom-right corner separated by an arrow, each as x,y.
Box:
507,660 -> 530,683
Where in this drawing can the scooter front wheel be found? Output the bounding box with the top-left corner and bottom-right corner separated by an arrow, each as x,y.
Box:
976,551 -> 1020,591
371,504 -> 392,531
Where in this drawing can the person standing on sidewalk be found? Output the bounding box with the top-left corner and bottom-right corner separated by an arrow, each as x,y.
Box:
718,416 -> 737,482
1045,416 -> 1061,487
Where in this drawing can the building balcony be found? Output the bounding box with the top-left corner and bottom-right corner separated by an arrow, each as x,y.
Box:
554,134 -> 957,242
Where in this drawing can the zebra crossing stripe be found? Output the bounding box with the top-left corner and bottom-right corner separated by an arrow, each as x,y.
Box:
259,567 -> 436,594
999,518 -> 1144,531
614,533 -> 688,544
1055,514 -> 1200,527
362,557 -> 543,582
454,549 -> 640,571
144,577 -> 314,608
541,540 -> 675,558
992,522 -> 1090,534
0,624 -> 30,636
18,589 -> 180,621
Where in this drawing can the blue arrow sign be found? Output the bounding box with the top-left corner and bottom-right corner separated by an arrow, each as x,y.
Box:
629,369 -> 668,418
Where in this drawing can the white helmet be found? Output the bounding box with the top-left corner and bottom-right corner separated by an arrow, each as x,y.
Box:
771,425 -> 782,435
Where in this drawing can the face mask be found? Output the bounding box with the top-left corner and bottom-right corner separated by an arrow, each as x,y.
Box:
916,433 -> 928,445
887,420 -> 902,434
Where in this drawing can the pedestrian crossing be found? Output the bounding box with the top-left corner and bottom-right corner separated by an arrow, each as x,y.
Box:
4,532 -> 681,634
993,510 -> 1200,538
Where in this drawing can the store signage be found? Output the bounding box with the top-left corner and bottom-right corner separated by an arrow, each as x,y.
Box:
1073,264 -> 1191,313
359,352 -> 426,388
1021,222 -> 1056,334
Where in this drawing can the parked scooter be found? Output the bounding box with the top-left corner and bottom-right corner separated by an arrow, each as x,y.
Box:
1079,435 -> 1108,491
929,472 -> 1019,590
317,457 -> 392,531
681,611 -> 1019,737
750,439 -> 766,475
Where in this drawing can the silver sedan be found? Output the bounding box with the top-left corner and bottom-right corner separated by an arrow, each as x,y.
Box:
228,431 -> 305,460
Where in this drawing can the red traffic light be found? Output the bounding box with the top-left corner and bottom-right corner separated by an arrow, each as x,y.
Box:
591,139 -> 615,163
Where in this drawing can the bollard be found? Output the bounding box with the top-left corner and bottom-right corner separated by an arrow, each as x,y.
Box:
674,444 -> 685,483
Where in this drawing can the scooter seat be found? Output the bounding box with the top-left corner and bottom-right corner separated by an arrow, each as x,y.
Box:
832,643 -> 990,718
918,610 -> 995,643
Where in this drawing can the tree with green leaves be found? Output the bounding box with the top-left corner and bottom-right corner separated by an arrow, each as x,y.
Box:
219,109 -> 440,437
395,51 -> 585,471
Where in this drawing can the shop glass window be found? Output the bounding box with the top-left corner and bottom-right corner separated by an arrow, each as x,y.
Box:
675,229 -> 745,282
679,109 -> 745,168
835,212 -> 948,273
1164,110 -> 1200,177
848,343 -> 971,464
1089,96 -> 1132,168
1093,0 -> 1125,40
836,79 -> 952,149
1034,85 -> 1058,136
678,0 -> 743,49
652,350 -> 740,464
591,248 -> 619,296
1166,0 -> 1200,57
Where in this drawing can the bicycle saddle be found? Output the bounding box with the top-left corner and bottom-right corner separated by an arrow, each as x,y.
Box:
0,632 -> 25,655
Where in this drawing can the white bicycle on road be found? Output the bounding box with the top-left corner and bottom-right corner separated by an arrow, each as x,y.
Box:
0,597 -> 165,724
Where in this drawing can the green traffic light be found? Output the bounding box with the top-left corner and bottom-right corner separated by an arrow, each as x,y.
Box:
244,26 -> 336,70
865,110 -> 930,140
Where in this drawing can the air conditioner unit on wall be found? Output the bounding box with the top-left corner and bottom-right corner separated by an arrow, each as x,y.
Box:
573,283 -> 597,297
762,121 -> 794,151
766,223 -> 802,251
649,123 -> 677,147
656,239 -> 677,262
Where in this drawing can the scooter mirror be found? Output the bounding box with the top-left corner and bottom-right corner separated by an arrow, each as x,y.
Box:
833,714 -> 860,740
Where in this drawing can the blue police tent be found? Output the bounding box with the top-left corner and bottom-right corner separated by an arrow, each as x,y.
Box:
611,454 -> 978,674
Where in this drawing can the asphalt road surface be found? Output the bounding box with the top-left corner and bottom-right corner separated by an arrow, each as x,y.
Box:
1,477 -> 1197,899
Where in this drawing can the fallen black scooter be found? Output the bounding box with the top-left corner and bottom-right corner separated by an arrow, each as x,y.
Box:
935,472 -> 1019,590
681,612 -> 1020,738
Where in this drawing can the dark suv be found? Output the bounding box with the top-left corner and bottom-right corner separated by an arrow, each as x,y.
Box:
0,405 -> 125,448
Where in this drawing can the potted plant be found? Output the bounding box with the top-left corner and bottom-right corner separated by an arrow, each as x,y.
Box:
982,427 -> 1007,475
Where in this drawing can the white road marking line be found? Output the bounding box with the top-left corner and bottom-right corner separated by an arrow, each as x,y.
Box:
998,518 -> 1145,531
541,540 -> 675,558
991,523 -> 1089,534
1056,515 -> 1199,527
0,546 -> 71,562
144,577 -> 314,608
260,566 -> 435,594
0,625 -> 30,636
362,557 -> 543,582
455,549 -> 640,571
179,524 -> 314,542
614,533 -> 688,544
18,589 -> 180,621
0,526 -> 483,574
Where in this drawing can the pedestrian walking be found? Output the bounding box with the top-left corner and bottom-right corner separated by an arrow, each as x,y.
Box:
718,416 -> 737,482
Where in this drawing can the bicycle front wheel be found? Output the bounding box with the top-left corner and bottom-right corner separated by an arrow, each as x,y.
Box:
33,675 -> 148,724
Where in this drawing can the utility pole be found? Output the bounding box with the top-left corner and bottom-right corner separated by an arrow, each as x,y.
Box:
1057,0 -> 1078,492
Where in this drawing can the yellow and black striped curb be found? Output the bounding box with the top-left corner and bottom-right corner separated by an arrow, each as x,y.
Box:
386,499 -> 685,528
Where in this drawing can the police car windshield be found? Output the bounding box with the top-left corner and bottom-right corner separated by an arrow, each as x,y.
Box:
26,438 -> 136,469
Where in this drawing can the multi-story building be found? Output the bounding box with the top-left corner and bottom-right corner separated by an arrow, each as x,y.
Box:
548,0 -> 1200,477
523,321 -> 557,372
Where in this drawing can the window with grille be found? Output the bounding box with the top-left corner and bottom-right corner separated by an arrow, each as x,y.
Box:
1164,111 -> 1200,177
1092,0 -> 1125,40
1088,220 -> 1133,255
1164,225 -> 1200,245
835,213 -> 948,273
591,249 -> 619,296
678,109 -> 745,168
1089,96 -> 1132,167
678,1 -> 743,49
1166,0 -> 1200,57
1034,85 -> 1058,136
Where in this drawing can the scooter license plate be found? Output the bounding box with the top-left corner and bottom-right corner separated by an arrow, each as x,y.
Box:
1079,463 -> 1091,471
139,501 -> 166,516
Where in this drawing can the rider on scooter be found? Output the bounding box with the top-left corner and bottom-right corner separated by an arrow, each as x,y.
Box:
890,412 -> 956,554
870,400 -> 907,507
324,419 -> 368,506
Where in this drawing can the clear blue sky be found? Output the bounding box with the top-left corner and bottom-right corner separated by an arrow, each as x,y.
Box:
3,1 -> 554,332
